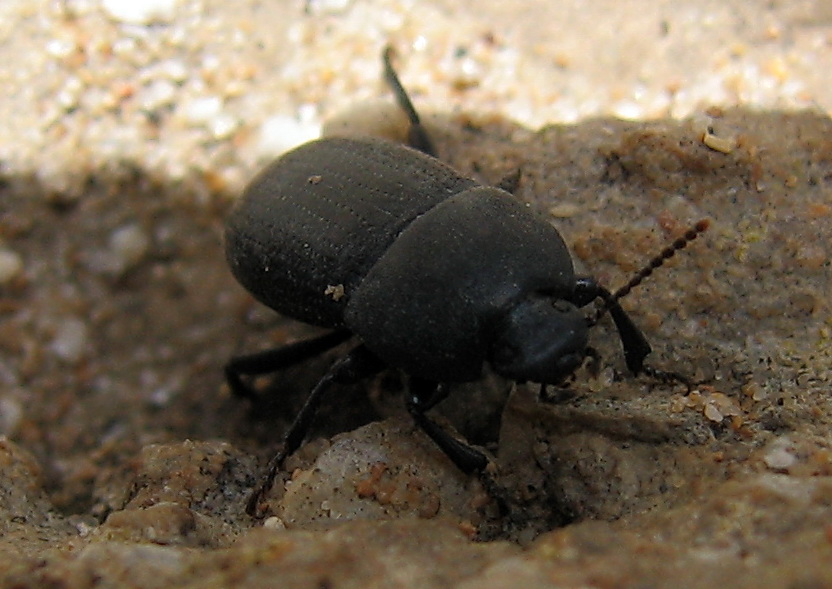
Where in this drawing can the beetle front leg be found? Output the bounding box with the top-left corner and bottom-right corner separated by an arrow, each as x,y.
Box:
572,276 -> 652,375
407,379 -> 509,521
406,379 -> 489,474
247,344 -> 385,516
573,277 -> 691,388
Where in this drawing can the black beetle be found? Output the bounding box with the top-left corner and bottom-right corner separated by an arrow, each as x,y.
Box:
225,48 -> 708,514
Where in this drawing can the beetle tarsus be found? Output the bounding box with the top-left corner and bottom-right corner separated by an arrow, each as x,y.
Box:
639,364 -> 693,391
405,382 -> 509,522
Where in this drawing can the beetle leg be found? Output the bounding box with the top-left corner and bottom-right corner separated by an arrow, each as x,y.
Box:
382,45 -> 437,156
408,378 -> 451,411
247,344 -> 385,516
572,279 -> 691,389
641,365 -> 693,391
407,380 -> 508,520
495,168 -> 522,194
539,383 -> 578,404
226,329 -> 352,399
572,276 -> 652,375
406,379 -> 489,474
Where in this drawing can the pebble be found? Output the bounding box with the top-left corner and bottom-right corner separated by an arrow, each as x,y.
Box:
110,224 -> 150,272
101,0 -> 181,25
137,79 -> 178,111
180,96 -> 224,126
763,437 -> 799,471
0,397 -> 23,437
306,0 -> 355,15
263,516 -> 287,530
50,317 -> 90,364
0,249 -> 23,284
257,114 -> 321,158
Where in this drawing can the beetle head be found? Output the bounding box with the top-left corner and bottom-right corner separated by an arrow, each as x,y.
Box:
490,296 -> 588,384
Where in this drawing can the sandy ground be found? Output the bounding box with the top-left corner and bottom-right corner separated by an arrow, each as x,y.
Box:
1,1 -> 832,587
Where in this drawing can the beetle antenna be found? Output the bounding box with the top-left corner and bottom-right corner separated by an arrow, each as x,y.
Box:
590,218 -> 710,325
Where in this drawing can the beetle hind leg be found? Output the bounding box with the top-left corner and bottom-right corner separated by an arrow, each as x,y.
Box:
640,364 -> 693,391
247,343 -> 386,516
382,45 -> 437,157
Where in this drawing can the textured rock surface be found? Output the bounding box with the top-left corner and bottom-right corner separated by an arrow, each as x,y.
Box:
1,1 -> 832,587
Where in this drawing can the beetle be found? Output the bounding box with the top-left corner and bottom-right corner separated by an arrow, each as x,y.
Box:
225,47 -> 708,514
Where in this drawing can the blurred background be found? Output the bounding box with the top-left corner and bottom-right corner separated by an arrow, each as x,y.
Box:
1,0 -> 830,204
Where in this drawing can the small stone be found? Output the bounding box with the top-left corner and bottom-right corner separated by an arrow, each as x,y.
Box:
0,249 -> 23,284
257,114 -> 320,157
181,96 -> 223,125
0,397 -> 23,436
110,224 -> 150,271
137,79 -> 178,111
549,203 -> 581,218
763,437 -> 798,471
101,0 -> 180,25
209,113 -> 238,139
50,317 -> 89,363
305,0 -> 353,15
263,516 -> 286,530
324,284 -> 345,301
703,402 -> 723,422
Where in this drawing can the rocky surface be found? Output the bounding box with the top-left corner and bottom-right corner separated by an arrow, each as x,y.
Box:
1,1 -> 831,587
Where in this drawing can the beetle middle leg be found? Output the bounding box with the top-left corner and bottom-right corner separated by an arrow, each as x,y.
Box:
225,329 -> 352,399
246,343 -> 386,516
406,378 -> 490,474
407,379 -> 508,518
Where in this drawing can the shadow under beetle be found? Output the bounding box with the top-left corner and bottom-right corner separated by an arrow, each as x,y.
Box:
224,47 -> 709,515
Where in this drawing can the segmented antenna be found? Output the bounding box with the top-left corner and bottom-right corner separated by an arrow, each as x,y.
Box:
590,219 -> 710,325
